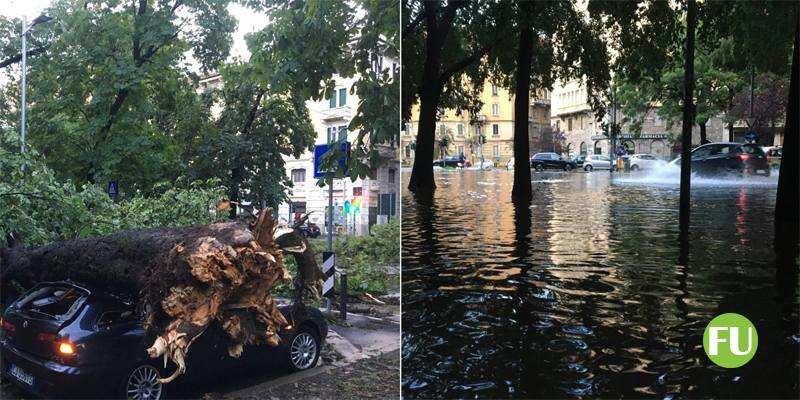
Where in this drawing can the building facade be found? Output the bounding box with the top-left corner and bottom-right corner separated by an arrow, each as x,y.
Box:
401,82 -> 550,166
552,79 -> 730,159
278,73 -> 400,236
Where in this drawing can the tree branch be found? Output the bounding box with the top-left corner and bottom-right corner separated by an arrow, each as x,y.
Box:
439,43 -> 493,84
402,8 -> 425,38
0,44 -> 52,69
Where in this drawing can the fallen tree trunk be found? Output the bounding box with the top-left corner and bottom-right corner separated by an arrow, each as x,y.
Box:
1,210 -> 323,383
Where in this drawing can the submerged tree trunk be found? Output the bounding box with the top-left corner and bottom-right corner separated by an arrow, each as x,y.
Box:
679,0 -> 696,229
775,16 -> 799,264
410,82 -> 441,191
1,211 -> 323,383
512,17 -> 533,202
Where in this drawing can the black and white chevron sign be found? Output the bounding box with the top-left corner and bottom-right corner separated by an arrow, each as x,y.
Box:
322,251 -> 335,297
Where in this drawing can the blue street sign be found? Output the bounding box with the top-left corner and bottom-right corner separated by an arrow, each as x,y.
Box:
107,180 -> 118,198
745,130 -> 759,143
314,142 -> 350,179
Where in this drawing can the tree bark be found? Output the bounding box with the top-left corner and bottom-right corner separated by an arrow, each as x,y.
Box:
1,211 -> 323,383
699,121 -> 708,144
679,0 -> 696,230
728,122 -> 734,142
407,0 -> 495,193
775,15 -> 799,265
512,13 -> 533,202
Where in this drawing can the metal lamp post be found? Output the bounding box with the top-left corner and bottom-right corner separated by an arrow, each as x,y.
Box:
20,13 -> 54,157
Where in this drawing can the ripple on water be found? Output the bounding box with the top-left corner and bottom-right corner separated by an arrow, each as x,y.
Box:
402,170 -> 798,398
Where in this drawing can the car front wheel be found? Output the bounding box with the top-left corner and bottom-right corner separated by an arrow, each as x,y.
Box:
631,164 -> 639,171
584,165 -> 593,172
534,164 -> 544,172
123,364 -> 164,400
288,326 -> 321,371
564,164 -> 573,171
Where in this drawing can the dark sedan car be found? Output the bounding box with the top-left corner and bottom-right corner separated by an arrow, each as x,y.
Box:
688,142 -> 770,176
530,152 -> 577,171
433,155 -> 467,168
1,281 -> 327,400
572,154 -> 587,168
299,222 -> 321,238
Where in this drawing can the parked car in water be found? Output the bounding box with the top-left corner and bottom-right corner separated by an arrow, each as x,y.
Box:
582,155 -> 613,172
530,153 -> 577,171
689,142 -> 770,176
571,154 -> 587,168
1,281 -> 327,399
628,154 -> 665,170
433,155 -> 467,168
762,146 -> 782,167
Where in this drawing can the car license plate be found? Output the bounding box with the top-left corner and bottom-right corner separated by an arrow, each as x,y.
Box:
9,364 -> 35,386
756,169 -> 767,174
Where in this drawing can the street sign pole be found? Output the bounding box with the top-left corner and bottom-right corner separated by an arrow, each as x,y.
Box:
326,175 -> 333,313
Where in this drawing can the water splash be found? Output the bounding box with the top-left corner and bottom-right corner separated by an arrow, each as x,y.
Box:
612,163 -> 779,187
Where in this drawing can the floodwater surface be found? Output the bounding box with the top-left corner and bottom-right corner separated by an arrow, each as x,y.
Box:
401,168 -> 798,398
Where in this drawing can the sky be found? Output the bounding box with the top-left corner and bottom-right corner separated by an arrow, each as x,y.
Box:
1,0 -> 267,72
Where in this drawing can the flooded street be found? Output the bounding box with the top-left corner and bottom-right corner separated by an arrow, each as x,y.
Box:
401,168 -> 798,398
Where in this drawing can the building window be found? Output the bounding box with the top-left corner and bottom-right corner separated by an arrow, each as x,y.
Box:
327,127 -> 335,143
404,123 -> 411,135
353,187 -> 362,196
594,141 -> 602,155
388,169 -> 396,184
338,88 -> 347,107
493,144 -> 499,159
654,114 -> 663,126
458,144 -> 464,155
457,124 -> 464,136
339,126 -> 348,141
329,94 -> 336,108
568,118 -> 573,131
491,84 -> 498,96
492,124 -> 499,136
439,124 -> 446,135
492,104 -> 499,116
404,145 -> 412,159
291,169 -> 306,183
580,141 -> 587,155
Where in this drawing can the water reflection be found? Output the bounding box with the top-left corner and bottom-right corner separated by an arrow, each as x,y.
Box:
402,170 -> 798,398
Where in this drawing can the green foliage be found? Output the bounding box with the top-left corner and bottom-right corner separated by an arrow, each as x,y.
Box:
244,0 -> 400,184
0,131 -> 226,249
0,0 -> 237,193
334,219 -> 399,294
280,219 -> 399,296
183,61 -> 316,209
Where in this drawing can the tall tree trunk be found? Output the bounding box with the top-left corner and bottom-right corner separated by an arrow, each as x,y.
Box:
679,0 -> 696,230
728,122 -> 734,142
699,121 -> 707,144
409,81 -> 441,191
512,13 -> 533,202
775,15 -> 799,264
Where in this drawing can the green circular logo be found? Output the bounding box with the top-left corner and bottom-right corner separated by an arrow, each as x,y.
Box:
703,313 -> 758,368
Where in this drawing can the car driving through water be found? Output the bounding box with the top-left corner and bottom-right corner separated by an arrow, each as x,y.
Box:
667,142 -> 770,177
